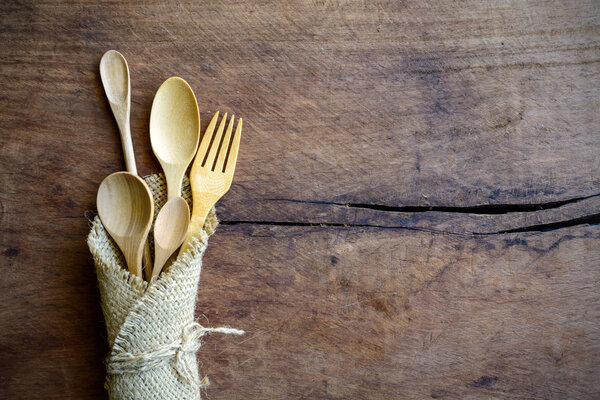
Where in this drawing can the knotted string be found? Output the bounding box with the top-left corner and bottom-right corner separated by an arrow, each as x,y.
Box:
106,322 -> 244,385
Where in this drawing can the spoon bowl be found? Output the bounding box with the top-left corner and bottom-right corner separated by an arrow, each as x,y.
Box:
97,172 -> 154,278
151,197 -> 190,283
100,50 -> 137,175
100,50 -> 129,105
150,77 -> 200,199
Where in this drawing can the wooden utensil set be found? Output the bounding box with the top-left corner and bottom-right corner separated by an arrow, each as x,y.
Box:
97,50 -> 242,283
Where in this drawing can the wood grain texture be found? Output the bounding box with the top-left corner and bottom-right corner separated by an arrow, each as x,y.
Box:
0,0 -> 599,399
199,224 -> 600,399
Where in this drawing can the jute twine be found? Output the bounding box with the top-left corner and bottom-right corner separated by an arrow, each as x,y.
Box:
87,174 -> 243,400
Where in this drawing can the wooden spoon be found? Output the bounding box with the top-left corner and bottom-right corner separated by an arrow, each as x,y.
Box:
97,172 -> 154,278
100,50 -> 137,174
150,77 -> 200,200
100,50 -> 154,278
151,197 -> 190,283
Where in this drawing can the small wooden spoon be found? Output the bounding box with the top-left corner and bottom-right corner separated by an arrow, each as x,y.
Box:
100,50 -> 137,174
151,197 -> 190,283
97,172 -> 154,278
150,77 -> 200,200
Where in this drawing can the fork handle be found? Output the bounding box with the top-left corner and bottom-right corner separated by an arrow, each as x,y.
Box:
178,214 -> 206,256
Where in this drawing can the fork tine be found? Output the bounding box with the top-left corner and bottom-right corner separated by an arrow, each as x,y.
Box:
214,115 -> 234,172
224,118 -> 242,174
203,112 -> 227,168
196,111 -> 219,166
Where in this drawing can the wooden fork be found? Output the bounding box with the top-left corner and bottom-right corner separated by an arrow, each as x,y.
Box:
179,111 -> 242,255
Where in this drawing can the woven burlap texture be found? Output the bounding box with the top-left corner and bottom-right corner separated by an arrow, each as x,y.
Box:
87,174 -> 242,400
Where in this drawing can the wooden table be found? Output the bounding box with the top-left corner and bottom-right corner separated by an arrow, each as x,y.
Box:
1,1 -> 599,398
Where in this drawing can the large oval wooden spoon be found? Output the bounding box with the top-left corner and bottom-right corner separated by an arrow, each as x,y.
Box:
100,50 -> 137,174
150,77 -> 200,200
151,197 -> 190,283
97,172 -> 154,278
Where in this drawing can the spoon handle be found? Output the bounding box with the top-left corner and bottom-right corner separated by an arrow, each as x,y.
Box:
117,118 -> 137,175
113,109 -> 151,277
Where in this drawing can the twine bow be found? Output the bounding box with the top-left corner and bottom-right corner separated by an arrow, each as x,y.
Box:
106,322 -> 244,385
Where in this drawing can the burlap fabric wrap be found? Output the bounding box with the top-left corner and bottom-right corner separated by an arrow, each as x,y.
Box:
87,174 -> 243,400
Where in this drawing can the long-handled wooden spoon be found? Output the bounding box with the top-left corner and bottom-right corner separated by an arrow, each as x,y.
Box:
150,197 -> 190,283
150,77 -> 200,200
100,50 -> 137,174
97,172 -> 154,278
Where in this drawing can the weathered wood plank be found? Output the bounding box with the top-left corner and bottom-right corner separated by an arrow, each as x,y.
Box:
1,0 -> 599,214
199,223 -> 600,399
